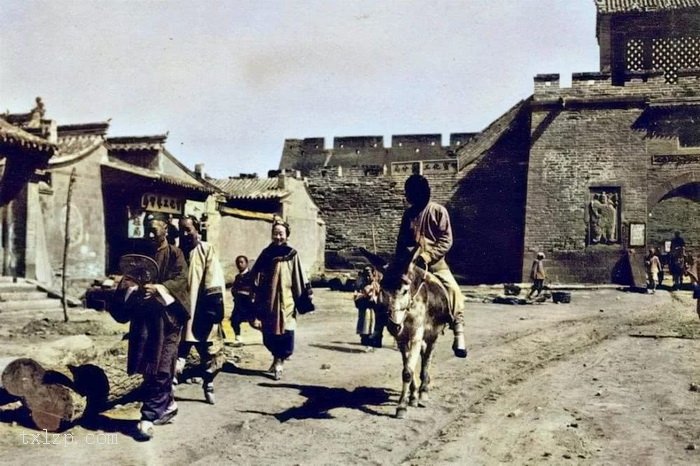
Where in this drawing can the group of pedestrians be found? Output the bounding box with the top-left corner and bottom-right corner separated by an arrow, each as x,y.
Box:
110,213 -> 313,441
645,231 -> 698,294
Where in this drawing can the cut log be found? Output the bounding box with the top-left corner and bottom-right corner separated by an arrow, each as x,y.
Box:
1,358 -> 86,431
1,338 -> 230,431
1,340 -> 142,431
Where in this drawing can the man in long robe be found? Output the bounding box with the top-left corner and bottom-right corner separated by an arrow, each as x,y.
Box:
395,174 -> 467,358
176,216 -> 225,404
110,213 -> 190,441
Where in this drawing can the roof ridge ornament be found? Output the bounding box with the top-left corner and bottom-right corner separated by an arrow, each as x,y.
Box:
26,97 -> 45,129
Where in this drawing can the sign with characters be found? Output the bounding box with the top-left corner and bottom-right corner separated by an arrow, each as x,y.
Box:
140,193 -> 184,214
127,207 -> 146,238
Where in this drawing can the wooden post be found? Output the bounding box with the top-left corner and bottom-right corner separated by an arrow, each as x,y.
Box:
371,223 -> 377,255
62,168 -> 77,322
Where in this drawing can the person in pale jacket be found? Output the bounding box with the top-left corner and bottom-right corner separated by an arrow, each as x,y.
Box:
527,252 -> 546,299
176,215 -> 226,404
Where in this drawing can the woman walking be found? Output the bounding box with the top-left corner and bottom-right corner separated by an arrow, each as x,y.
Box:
251,219 -> 314,380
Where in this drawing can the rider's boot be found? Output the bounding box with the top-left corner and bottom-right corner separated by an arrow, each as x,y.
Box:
452,322 -> 467,358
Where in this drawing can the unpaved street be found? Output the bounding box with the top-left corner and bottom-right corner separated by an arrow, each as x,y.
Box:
1,287 -> 699,465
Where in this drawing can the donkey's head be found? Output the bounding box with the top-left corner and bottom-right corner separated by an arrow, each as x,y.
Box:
357,247 -> 425,335
378,253 -> 427,335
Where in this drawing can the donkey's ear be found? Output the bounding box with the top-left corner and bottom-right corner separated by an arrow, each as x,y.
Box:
358,247 -> 387,270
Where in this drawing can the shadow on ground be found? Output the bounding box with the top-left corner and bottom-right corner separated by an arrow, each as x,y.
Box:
309,343 -> 370,354
241,383 -> 397,421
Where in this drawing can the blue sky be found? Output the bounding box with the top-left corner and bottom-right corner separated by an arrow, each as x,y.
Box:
1,0 -> 598,179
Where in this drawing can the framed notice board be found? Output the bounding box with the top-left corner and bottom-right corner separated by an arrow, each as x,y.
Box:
629,222 -> 646,247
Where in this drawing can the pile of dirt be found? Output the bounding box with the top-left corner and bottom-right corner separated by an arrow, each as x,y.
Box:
14,318 -> 124,337
670,320 -> 700,339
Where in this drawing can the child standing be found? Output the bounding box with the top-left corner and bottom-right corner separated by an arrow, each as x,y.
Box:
231,255 -> 254,347
645,248 -> 662,294
353,266 -> 383,351
527,252 -> 546,299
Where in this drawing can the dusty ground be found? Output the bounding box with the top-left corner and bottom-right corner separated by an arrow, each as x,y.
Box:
0,285 -> 699,465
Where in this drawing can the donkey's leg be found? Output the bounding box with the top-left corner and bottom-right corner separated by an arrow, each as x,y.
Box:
396,344 -> 411,419
406,329 -> 424,409
419,339 -> 436,406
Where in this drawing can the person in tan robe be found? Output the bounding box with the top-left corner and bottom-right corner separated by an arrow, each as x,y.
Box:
250,219 -> 314,380
176,216 -> 225,404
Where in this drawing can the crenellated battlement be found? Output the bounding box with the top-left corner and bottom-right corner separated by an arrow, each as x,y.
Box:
284,132 -> 474,154
533,71 -> 700,102
333,135 -> 384,150
280,132 -> 474,175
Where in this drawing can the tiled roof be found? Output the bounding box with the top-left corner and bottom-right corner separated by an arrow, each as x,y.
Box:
58,122 -> 109,136
595,0 -> 700,14
633,97 -> 700,131
0,117 -> 56,154
102,159 -> 215,193
50,134 -> 104,167
57,135 -> 102,156
210,177 -> 288,200
106,135 -> 167,152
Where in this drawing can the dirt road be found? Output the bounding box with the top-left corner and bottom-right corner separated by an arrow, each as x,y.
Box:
0,287 -> 699,465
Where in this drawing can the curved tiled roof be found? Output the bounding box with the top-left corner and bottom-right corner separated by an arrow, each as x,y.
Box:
105,135 -> 167,152
0,118 -> 56,154
595,0 -> 700,14
50,134 -> 104,167
102,159 -> 215,193
210,177 -> 288,200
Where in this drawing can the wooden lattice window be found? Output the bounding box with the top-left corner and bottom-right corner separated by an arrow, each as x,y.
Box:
652,36 -> 700,83
626,39 -> 645,71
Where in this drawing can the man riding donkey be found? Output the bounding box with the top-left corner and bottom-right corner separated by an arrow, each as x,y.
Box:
394,174 -> 467,358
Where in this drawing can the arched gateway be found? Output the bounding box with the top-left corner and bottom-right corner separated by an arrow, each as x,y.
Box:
647,173 -> 700,287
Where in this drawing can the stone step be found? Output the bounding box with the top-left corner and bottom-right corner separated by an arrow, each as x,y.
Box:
0,276 -> 17,283
0,307 -> 67,321
0,283 -> 38,293
0,291 -> 49,302
0,299 -> 65,311
4,305 -> 90,318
